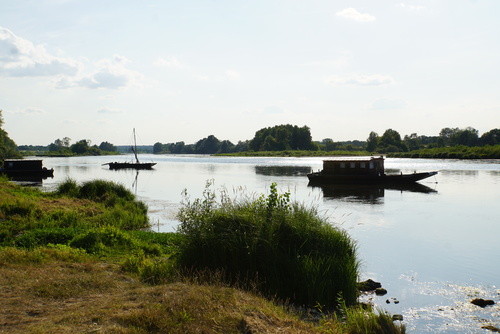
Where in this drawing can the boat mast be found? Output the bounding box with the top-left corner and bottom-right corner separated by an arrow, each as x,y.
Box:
132,128 -> 140,163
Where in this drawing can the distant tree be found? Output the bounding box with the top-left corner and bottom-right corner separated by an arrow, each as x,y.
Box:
321,138 -> 337,151
439,127 -> 478,147
455,127 -> 478,146
99,141 -> 117,152
366,131 -> 379,152
0,110 -> 21,160
219,140 -> 235,153
195,135 -> 221,154
233,140 -> 249,152
49,137 -> 71,152
480,128 -> 500,146
379,129 -> 408,152
404,133 -> 421,151
249,124 -> 316,151
71,139 -> 91,154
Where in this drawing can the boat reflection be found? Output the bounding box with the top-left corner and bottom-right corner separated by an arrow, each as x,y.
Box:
309,182 -> 437,204
255,165 -> 312,176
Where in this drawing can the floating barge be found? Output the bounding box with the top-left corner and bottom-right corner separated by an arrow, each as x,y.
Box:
307,156 -> 437,185
0,159 -> 54,180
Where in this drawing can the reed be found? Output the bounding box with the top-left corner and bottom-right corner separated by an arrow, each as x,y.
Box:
176,181 -> 360,308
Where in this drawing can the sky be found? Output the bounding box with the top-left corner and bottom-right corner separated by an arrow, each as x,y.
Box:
1,0 -> 499,146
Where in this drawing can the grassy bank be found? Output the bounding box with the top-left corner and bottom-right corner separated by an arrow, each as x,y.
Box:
0,176 -> 405,333
388,145 -> 500,159
216,150 -> 370,157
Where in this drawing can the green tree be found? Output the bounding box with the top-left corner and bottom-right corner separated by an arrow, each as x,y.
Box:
249,124 -> 315,151
71,139 -> 91,154
195,135 -> 221,154
480,128 -> 500,146
48,137 -> 71,152
98,141 -> 117,152
0,110 -> 21,161
379,129 -> 408,152
321,138 -> 337,151
366,131 -> 379,152
404,133 -> 422,151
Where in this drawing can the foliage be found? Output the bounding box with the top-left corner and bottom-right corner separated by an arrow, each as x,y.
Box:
319,303 -> 406,334
0,110 -> 21,161
0,178 -> 150,246
388,144 -> 500,159
249,124 -> 318,151
176,181 -> 360,308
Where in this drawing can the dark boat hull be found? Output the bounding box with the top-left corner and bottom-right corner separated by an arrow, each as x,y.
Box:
0,168 -> 54,178
307,171 -> 437,185
107,162 -> 156,170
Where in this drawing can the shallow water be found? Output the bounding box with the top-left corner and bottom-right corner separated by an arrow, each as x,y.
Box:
35,155 -> 500,333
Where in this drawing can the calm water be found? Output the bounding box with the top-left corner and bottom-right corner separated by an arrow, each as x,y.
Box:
35,155 -> 500,333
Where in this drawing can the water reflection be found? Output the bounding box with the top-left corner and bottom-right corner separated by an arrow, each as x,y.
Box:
310,183 -> 437,204
8,174 -> 52,186
255,165 -> 312,176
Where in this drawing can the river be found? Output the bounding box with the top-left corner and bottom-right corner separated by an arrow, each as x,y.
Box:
32,154 -> 500,333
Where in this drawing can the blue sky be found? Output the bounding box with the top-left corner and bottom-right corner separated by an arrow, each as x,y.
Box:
1,0 -> 499,146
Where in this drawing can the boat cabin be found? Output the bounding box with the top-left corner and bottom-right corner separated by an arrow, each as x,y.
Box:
2,159 -> 45,170
322,157 -> 385,176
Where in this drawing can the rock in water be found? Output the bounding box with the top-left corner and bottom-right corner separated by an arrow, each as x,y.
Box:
358,279 -> 382,291
471,298 -> 495,307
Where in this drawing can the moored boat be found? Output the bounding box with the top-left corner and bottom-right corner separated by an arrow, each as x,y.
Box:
0,159 -> 54,178
307,156 -> 437,185
103,129 -> 156,170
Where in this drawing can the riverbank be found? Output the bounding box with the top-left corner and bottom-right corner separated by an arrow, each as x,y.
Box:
0,176 -> 405,333
215,145 -> 500,159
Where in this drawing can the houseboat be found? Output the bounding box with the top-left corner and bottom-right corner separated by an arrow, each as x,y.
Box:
307,156 -> 437,185
0,159 -> 54,179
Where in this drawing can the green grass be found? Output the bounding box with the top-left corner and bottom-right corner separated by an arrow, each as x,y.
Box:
0,177 -> 406,333
176,181 -> 360,308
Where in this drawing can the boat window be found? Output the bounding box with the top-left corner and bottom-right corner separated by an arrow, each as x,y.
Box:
360,162 -> 366,168
369,162 -> 374,169
350,162 -> 355,168
340,162 -> 346,168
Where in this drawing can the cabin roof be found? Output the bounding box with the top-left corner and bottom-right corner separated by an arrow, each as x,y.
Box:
322,156 -> 384,163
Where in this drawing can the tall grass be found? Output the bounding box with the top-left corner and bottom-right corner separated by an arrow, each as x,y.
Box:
176,181 -> 360,308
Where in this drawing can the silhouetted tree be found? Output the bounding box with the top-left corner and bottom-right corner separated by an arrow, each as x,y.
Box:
366,131 -> 379,152
0,110 -> 21,160
480,128 -> 500,146
71,139 -> 91,154
99,141 -> 117,152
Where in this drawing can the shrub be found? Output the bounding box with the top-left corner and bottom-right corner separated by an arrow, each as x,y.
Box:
13,228 -> 79,249
69,226 -> 138,254
176,181 -> 359,308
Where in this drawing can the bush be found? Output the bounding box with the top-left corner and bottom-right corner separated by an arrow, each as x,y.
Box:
13,228 -> 79,249
176,181 -> 359,308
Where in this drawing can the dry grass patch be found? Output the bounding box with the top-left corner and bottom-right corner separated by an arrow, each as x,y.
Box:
0,257 -> 321,334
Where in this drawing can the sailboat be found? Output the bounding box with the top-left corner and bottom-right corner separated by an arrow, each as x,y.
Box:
104,129 -> 156,170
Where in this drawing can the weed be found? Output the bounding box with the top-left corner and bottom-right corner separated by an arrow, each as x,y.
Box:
177,181 -> 360,308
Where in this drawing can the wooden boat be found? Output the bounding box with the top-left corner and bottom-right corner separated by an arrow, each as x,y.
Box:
103,129 -> 156,170
307,156 -> 437,185
0,159 -> 54,178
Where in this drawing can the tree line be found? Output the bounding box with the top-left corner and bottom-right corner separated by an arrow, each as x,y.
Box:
2,108 -> 500,160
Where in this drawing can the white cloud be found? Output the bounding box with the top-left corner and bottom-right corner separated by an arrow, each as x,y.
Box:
97,107 -> 124,114
0,26 -> 81,77
397,3 -> 424,11
370,98 -> 407,110
336,8 -> 375,22
7,107 -> 46,114
225,70 -> 240,81
304,58 -> 350,68
57,54 -> 143,89
154,56 -> 189,69
325,74 -> 395,86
